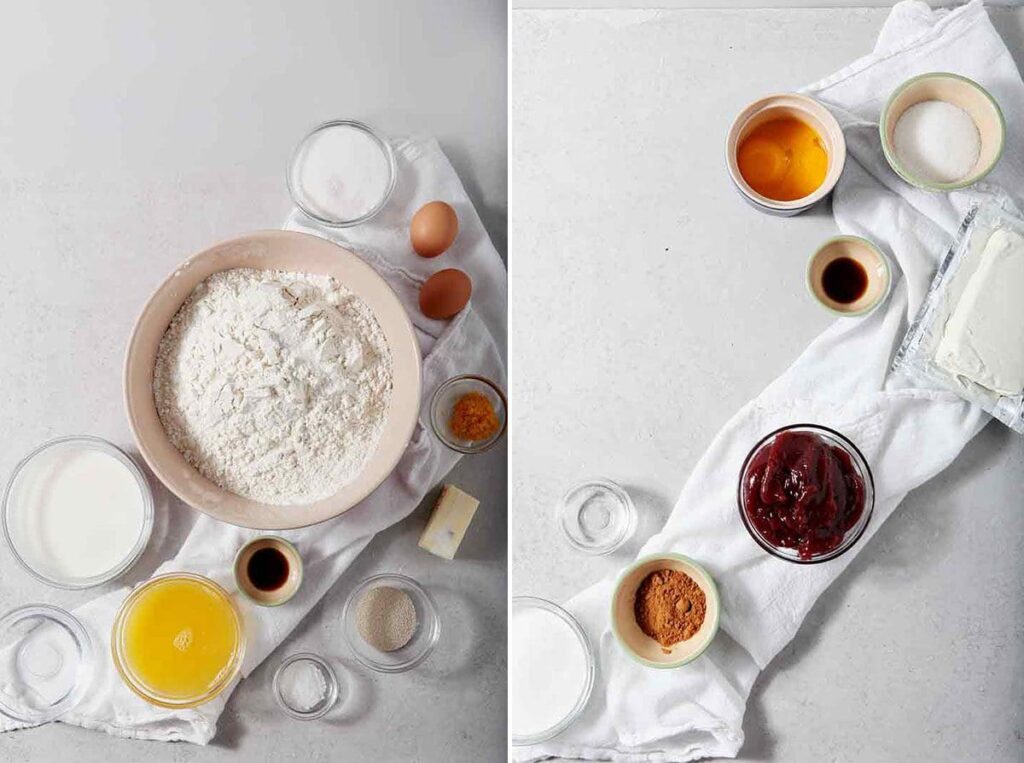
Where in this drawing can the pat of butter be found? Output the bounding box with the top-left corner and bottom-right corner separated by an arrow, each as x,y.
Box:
936,228 -> 1024,396
418,485 -> 480,560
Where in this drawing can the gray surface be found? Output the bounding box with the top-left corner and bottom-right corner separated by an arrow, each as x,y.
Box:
510,6 -> 1024,762
0,1 -> 506,762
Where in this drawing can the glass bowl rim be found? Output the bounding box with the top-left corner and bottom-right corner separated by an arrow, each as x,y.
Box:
286,119 -> 398,228
272,652 -> 340,721
736,423 -> 875,565
555,477 -> 638,555
509,595 -> 596,746
0,603 -> 94,724
110,572 -> 246,708
428,374 -> 508,454
2,435 -> 155,589
341,572 -> 441,673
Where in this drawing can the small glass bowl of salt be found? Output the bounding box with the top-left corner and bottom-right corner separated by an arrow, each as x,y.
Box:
272,653 -> 339,721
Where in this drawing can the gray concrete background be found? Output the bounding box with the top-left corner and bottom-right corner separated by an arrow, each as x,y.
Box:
0,1 -> 506,761
510,6 -> 1024,762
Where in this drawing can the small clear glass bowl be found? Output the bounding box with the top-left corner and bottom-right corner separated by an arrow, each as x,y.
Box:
272,653 -> 340,721
429,375 -> 507,454
509,596 -> 595,746
287,119 -> 397,228
738,423 -> 875,564
0,604 -> 94,724
556,478 -> 637,555
342,573 -> 440,673
2,436 -> 155,589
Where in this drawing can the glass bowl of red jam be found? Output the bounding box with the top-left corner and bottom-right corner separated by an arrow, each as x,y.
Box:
738,424 -> 874,564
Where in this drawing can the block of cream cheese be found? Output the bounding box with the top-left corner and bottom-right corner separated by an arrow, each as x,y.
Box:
936,227 -> 1024,396
418,485 -> 480,560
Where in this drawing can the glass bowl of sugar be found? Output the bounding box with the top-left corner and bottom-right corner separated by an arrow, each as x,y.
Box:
2,436 -> 154,589
509,596 -> 595,746
287,119 -> 398,227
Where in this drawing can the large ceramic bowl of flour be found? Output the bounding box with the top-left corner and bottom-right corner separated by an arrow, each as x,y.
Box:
124,231 -> 421,530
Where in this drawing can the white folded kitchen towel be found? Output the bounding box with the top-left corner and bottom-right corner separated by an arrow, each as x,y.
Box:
515,2 -> 1020,760
0,136 -> 506,742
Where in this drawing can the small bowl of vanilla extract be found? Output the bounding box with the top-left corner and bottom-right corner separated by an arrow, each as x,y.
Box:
807,236 -> 891,317
234,536 -> 303,607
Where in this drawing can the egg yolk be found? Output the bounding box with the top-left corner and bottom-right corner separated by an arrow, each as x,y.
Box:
737,117 -> 828,202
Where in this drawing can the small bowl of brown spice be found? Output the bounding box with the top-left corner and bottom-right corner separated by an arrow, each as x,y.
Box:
429,374 -> 507,454
611,553 -> 720,669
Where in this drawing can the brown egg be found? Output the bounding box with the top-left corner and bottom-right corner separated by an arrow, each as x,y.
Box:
419,269 -> 472,320
410,201 -> 459,258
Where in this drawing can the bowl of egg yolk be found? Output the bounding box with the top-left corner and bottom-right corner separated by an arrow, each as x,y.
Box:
726,93 -> 846,216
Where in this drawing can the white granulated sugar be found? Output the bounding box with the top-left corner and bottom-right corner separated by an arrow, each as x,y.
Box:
893,100 -> 980,185
154,268 -> 392,505
291,124 -> 392,221
509,606 -> 589,738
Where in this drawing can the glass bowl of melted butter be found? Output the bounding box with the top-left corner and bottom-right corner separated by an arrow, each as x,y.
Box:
111,572 -> 245,708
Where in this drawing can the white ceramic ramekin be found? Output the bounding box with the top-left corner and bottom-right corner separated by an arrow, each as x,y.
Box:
726,93 -> 847,216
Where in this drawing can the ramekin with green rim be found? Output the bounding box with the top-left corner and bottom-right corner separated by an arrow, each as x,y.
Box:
806,235 -> 891,318
611,552 -> 720,669
880,72 -> 1005,192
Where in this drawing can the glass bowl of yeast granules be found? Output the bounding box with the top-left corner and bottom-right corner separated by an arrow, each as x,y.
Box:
342,573 -> 440,673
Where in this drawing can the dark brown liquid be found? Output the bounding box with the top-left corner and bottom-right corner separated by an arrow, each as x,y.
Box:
822,257 -> 868,304
247,547 -> 289,591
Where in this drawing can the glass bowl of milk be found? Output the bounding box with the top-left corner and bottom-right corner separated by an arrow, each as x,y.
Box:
2,436 -> 154,589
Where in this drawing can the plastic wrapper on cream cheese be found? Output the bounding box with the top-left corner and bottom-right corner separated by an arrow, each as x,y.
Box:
893,200 -> 1024,434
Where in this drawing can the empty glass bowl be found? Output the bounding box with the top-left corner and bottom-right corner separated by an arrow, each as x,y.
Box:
0,604 -> 94,724
557,478 -> 637,555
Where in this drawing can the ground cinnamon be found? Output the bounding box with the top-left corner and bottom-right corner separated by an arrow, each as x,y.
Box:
449,391 -> 500,441
634,568 -> 706,651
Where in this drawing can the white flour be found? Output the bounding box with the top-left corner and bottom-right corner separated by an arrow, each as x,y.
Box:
154,268 -> 392,505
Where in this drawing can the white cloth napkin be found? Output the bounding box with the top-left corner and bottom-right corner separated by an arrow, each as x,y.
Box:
1,136 -> 506,742
516,2 -> 1020,761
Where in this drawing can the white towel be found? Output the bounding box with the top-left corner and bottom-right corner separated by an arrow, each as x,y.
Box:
1,136 -> 506,743
515,2 -> 1020,760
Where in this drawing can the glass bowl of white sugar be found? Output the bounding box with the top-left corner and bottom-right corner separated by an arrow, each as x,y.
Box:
2,436 -> 154,589
510,596 -> 596,746
288,119 -> 398,227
